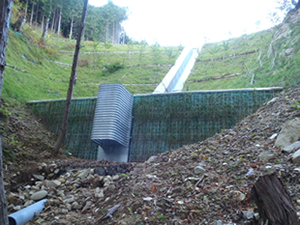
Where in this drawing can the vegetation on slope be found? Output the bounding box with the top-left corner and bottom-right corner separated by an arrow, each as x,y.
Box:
3,24 -> 181,104
185,12 -> 300,91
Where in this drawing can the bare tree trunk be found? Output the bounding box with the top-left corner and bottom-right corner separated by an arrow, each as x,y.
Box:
54,8 -> 59,32
41,12 -> 44,30
69,13 -> 74,39
106,20 -> 109,42
25,0 -> 29,15
251,172 -> 299,225
51,8 -> 56,33
53,0 -> 89,154
0,1 -> 13,224
57,7 -> 62,38
42,17 -> 49,38
34,3 -> 39,26
117,23 -> 121,44
112,21 -> 115,44
29,3 -> 34,26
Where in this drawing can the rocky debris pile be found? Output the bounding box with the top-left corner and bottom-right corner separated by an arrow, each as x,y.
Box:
58,159 -> 136,176
6,161 -> 131,224
5,86 -> 300,224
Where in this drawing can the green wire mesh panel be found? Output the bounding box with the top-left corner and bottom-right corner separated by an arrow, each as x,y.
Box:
28,88 -> 281,162
28,98 -> 98,160
129,88 -> 281,162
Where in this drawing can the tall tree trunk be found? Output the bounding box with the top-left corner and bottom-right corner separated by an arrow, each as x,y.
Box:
57,7 -> 62,38
53,0 -> 89,154
34,3 -> 39,26
42,17 -> 49,38
106,20 -> 109,43
117,23 -> 120,45
25,0 -> 29,15
0,1 -> 13,224
51,8 -> 56,33
69,13 -> 74,39
41,12 -> 44,30
54,8 -> 59,32
29,3 -> 34,26
112,21 -> 115,44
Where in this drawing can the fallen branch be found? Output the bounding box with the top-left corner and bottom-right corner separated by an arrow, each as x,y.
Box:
98,204 -> 121,222
196,49 -> 259,64
186,73 -> 242,83
6,63 -> 28,73
195,175 -> 205,187
58,50 -> 149,55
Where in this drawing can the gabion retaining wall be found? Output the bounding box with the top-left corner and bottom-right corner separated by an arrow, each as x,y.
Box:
29,97 -> 98,160
28,87 -> 282,161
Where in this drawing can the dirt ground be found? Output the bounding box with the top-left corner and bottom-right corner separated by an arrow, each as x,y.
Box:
3,86 -> 300,224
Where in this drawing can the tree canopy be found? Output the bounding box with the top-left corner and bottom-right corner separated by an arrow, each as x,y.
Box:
17,0 -> 128,43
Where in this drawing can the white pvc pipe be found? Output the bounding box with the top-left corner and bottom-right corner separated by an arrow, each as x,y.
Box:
8,199 -> 47,225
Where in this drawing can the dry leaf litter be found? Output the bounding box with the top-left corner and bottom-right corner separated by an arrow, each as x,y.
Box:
5,86 -> 300,225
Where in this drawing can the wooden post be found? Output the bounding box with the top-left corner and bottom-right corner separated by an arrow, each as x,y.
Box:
251,172 -> 299,225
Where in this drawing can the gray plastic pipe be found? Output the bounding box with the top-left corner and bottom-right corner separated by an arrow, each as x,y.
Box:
8,199 -> 47,225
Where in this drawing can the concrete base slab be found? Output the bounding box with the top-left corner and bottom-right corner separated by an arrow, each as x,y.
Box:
97,140 -> 129,162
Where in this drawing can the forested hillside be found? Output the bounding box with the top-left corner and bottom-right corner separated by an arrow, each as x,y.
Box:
14,0 -> 129,43
6,0 -> 300,105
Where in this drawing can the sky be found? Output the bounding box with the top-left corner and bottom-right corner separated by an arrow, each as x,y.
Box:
88,0 -> 281,47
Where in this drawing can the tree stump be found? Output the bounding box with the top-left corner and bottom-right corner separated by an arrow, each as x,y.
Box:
251,172 -> 299,225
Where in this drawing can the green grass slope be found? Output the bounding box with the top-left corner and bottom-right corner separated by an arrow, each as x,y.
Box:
185,9 -> 300,91
5,8 -> 300,105
3,24 -> 181,104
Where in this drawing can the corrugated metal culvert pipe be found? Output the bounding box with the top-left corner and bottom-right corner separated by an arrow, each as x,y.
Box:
91,84 -> 133,162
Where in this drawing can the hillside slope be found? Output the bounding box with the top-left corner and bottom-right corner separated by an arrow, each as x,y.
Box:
4,25 -> 181,104
185,9 -> 300,91
3,6 -> 300,225
4,79 -> 300,225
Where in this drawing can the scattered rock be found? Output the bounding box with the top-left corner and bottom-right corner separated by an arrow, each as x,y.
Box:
77,169 -> 93,180
33,174 -> 45,181
30,190 -> 48,201
194,166 -> 206,174
275,118 -> 300,148
6,86 -> 300,224
146,156 -> 157,163
81,201 -> 92,212
143,197 -> 153,201
292,150 -> 300,164
269,133 -> 278,139
45,180 -> 61,188
243,211 -> 255,220
258,151 -> 275,161
282,141 -> 300,153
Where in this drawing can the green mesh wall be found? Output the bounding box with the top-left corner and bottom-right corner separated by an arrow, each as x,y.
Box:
28,88 -> 281,161
28,98 -> 98,160
129,89 -> 280,161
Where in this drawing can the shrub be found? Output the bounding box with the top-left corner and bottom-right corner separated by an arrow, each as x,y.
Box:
103,61 -> 124,75
78,58 -> 92,67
